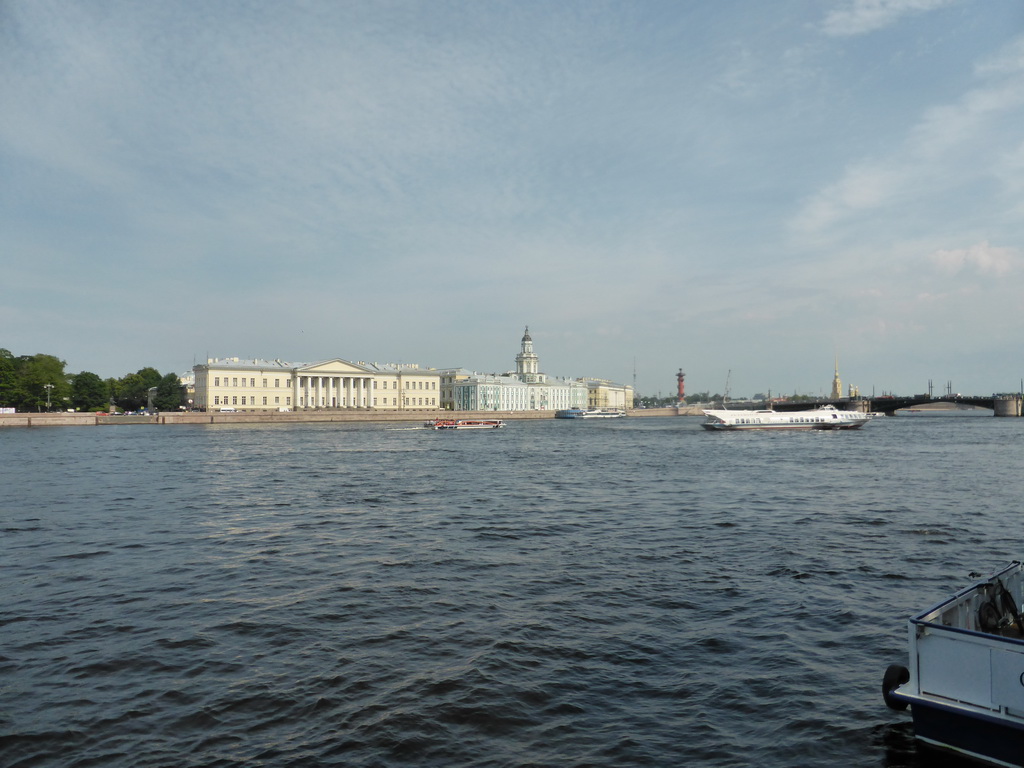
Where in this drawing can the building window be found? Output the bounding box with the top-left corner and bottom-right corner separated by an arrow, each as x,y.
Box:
232,396 -> 238,405
214,396 -> 220,405
275,379 -> 280,388
262,397 -> 267,405
263,379 -> 267,387
214,377 -> 220,387
286,397 -> 291,405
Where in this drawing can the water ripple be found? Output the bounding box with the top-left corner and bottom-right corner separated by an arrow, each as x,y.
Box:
1,414 -> 1018,766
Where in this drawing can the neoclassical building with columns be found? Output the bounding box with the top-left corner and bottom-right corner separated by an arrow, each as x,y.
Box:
192,329 -> 632,414
192,357 -> 441,412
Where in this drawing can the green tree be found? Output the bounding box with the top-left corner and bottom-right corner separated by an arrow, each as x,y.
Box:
18,354 -> 69,411
115,373 -> 147,411
0,348 -> 16,407
71,371 -> 109,411
115,367 -> 163,411
153,373 -> 183,411
103,378 -> 119,411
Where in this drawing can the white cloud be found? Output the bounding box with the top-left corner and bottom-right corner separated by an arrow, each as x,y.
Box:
975,36 -> 1024,77
790,33 -> 1024,241
928,240 -> 1021,276
821,0 -> 957,37
790,164 -> 902,235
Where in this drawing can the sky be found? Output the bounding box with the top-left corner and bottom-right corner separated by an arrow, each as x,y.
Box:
3,0 -> 1024,399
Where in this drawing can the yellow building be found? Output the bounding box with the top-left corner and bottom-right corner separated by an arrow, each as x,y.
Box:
584,378 -> 635,409
193,357 -> 441,412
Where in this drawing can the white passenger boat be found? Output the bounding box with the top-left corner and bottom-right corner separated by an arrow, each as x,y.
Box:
425,419 -> 505,430
882,562 -> 1024,767
554,408 -> 625,419
700,404 -> 870,431
581,408 -> 625,418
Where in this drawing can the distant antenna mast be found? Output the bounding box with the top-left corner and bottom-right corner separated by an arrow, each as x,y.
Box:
724,369 -> 731,404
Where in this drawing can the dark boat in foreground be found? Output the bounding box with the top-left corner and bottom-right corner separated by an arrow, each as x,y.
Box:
882,562 -> 1024,767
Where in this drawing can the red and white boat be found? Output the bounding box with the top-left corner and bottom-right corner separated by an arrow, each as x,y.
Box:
425,418 -> 505,430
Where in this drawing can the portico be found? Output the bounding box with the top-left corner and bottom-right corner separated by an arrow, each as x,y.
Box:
194,357 -> 441,413
296,363 -> 376,409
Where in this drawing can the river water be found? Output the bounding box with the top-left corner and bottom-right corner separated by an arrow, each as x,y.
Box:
2,412 -> 1021,767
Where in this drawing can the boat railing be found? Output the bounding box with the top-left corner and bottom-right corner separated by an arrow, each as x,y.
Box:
913,562 -> 1024,637
906,563 -> 1024,718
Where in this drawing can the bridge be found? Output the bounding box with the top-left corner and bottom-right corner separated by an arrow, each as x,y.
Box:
768,394 -> 1023,417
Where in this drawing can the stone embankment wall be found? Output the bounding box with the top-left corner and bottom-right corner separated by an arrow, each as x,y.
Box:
1,407 -> 698,428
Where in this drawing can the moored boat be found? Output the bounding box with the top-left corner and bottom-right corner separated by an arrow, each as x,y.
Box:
701,404 -> 870,431
882,562 -> 1024,767
581,408 -> 625,418
554,408 -> 586,419
555,408 -> 625,419
425,418 -> 505,430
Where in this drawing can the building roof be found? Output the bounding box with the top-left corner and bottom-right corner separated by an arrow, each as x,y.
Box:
198,357 -> 439,375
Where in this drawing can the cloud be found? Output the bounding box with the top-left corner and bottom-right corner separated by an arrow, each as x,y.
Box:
928,240 -> 1021,276
821,0 -> 957,37
789,33 -> 1024,242
789,164 -> 902,235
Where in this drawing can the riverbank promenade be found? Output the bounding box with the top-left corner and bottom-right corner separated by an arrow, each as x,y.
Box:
0,406 -> 699,428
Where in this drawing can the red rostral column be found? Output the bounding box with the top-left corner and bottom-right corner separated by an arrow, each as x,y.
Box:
676,369 -> 686,403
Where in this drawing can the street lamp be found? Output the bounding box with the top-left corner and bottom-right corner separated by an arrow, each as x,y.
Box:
43,383 -> 53,412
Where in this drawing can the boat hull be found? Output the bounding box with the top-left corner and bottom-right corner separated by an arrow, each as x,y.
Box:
883,562 -> 1024,768
890,694 -> 1024,768
701,405 -> 870,431
427,419 -> 505,430
555,409 -> 625,419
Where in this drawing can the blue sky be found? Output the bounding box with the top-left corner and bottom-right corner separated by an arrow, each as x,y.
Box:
3,0 -> 1023,398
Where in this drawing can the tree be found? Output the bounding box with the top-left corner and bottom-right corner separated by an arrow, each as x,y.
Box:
115,367 -> 163,411
18,354 -> 69,411
115,373 -> 147,411
0,349 -> 16,407
153,373 -> 183,411
71,371 -> 109,411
